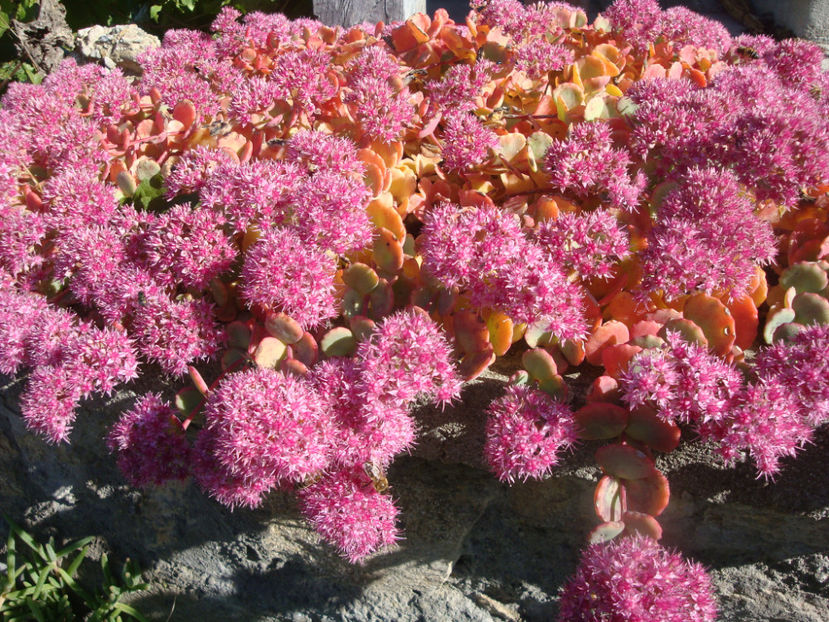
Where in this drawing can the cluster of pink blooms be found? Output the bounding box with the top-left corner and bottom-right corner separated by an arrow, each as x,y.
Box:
558,534 -> 717,621
106,393 -> 191,487
534,209 -> 630,281
484,384 -> 578,482
622,329 -> 829,478
420,203 -> 586,340
638,167 -> 776,301
440,112 -> 499,172
0,284 -> 138,443
545,122 -> 646,211
107,309 -> 460,561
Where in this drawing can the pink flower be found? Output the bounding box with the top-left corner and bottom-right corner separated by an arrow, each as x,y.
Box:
559,535 -> 717,622
287,130 -> 364,177
420,204 -> 586,339
108,393 -> 191,487
534,210 -> 630,280
130,287 -> 223,376
545,121 -> 644,211
240,227 -> 338,330
297,467 -> 400,563
19,366 -> 83,444
290,170 -> 373,255
638,167 -> 776,301
514,40 -> 573,80
440,112 -> 498,172
484,384 -> 577,483
201,368 -> 334,485
138,203 -> 236,289
602,0 -> 663,54
345,76 -> 413,144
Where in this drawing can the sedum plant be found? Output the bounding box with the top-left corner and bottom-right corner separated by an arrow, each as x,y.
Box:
1,0 -> 828,616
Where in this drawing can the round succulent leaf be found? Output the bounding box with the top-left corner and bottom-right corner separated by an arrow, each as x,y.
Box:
280,358 -> 309,377
349,315 -> 377,341
772,321 -> 805,343
537,375 -> 568,399
342,288 -> 367,318
253,336 -> 288,369
601,343 -> 642,378
792,292 -> 829,326
264,312 -> 304,344
780,262 -> 828,294
454,310 -> 491,354
373,228 -> 404,274
596,443 -> 655,480
320,327 -> 357,357
522,347 -> 558,381
594,475 -> 625,522
561,339 -> 586,366
175,386 -> 203,416
682,293 -> 735,356
226,321 -> 252,351
621,511 -> 663,540
342,263 -> 380,295
523,322 -> 555,348
459,347 -> 496,380
624,405 -> 680,453
221,348 -> 247,372
622,470 -> 670,517
630,334 -> 664,349
293,332 -> 319,367
575,402 -> 629,440
587,521 -> 626,545
726,294 -> 759,351
485,311 -> 514,356
763,306 -> 797,344
585,320 -> 630,366
586,375 -> 622,403
658,318 -> 707,347
368,278 -> 395,320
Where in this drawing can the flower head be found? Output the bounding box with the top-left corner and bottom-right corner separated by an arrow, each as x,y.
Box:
558,535 -> 717,622
484,384 -> 577,482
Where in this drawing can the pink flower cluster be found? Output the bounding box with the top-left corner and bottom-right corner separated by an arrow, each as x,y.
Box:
558,534 -> 717,622
534,209 -> 630,281
484,384 -> 578,482
638,167 -> 776,301
107,393 -> 191,487
622,328 -> 829,479
545,122 -> 645,211
420,203 -> 586,340
180,310 -> 460,560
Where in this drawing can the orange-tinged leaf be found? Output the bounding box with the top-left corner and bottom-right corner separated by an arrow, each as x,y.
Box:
682,293 -> 735,356
595,475 -> 624,522
623,470 -> 670,517
367,199 -> 406,240
727,294 -> 759,351
622,511 -> 662,540
485,311 -> 513,356
585,320 -> 630,366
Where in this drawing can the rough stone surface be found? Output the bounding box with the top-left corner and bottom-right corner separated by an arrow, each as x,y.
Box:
313,0 -> 427,27
753,0 -> 829,51
2,356 -> 829,621
10,0 -> 73,74
75,24 -> 160,75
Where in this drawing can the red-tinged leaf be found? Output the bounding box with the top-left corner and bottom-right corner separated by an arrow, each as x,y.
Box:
293,332 -> 319,367
601,343 -> 642,378
221,348 -> 247,371
226,321 -> 251,351
594,475 -> 625,522
596,443 -> 655,480
588,521 -> 625,544
459,347 -> 495,380
575,402 -> 629,440
622,511 -> 663,540
585,320 -> 630,366
624,405 -> 680,453
623,470 -> 670,517
264,312 -> 304,344
586,375 -> 621,403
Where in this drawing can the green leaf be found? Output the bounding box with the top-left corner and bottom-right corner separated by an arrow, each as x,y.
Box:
132,172 -> 167,211
0,9 -> 10,39
113,602 -> 151,621
149,4 -> 162,21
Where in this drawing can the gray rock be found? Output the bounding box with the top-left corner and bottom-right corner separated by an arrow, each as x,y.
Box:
11,0 -> 73,74
75,24 -> 160,75
2,361 -> 829,621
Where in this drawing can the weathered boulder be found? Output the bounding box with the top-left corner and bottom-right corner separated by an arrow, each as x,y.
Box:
75,24 -> 160,74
